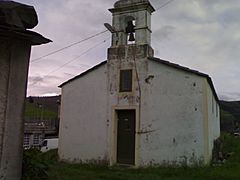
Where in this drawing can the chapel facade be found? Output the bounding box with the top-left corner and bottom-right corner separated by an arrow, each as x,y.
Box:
58,0 -> 220,166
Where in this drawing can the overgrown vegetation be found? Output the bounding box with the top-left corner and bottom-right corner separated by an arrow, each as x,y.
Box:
22,149 -> 49,180
22,134 -> 240,180
221,134 -> 240,165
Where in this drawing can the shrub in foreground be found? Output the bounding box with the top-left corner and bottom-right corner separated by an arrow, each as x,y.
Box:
22,149 -> 49,180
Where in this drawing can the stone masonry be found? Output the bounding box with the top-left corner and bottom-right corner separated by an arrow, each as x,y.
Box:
0,1 -> 51,179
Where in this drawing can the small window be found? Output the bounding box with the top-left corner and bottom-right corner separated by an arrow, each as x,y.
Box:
119,69 -> 132,92
23,134 -> 30,146
33,134 -> 40,145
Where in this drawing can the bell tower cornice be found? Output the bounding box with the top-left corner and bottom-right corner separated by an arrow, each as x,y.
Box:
109,1 -> 155,14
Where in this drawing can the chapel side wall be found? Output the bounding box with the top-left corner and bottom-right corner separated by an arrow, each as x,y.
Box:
58,64 -> 109,164
204,79 -> 220,162
139,60 -> 205,166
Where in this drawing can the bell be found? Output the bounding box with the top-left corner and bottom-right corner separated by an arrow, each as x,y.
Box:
126,21 -> 135,33
128,32 -> 135,42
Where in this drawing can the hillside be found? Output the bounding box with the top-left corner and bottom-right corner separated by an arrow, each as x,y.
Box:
25,96 -> 61,119
220,100 -> 240,132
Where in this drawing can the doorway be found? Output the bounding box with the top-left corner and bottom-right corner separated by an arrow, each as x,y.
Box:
117,110 -> 136,165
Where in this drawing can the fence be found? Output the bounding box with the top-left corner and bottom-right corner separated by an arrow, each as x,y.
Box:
24,118 -> 59,132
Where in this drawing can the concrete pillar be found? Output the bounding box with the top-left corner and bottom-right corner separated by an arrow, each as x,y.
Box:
0,1 -> 51,179
0,38 -> 31,179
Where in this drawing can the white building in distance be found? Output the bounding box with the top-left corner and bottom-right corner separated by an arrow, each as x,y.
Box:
58,0 -> 220,166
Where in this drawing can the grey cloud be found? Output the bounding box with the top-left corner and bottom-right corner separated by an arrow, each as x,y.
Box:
28,76 -> 43,86
27,84 -> 61,96
19,0 -> 240,100
153,25 -> 176,41
44,75 -> 62,80
219,92 -> 240,101
219,8 -> 240,25
27,75 -> 62,96
28,75 -> 61,86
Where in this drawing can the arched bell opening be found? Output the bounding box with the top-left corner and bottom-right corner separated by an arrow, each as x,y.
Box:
125,16 -> 136,45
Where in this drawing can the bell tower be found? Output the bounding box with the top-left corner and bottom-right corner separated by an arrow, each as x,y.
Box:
108,0 -> 155,47
107,0 -> 155,60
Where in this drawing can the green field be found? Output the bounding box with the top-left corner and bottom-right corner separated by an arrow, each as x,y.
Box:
25,101 -> 58,119
22,134 -> 240,180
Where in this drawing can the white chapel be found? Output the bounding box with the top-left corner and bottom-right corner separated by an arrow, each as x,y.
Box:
58,0 -> 220,166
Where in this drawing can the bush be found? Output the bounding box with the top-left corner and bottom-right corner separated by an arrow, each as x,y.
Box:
22,149 -> 49,180
220,133 -> 240,164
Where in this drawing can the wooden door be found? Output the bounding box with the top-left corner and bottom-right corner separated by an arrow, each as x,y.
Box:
117,110 -> 136,165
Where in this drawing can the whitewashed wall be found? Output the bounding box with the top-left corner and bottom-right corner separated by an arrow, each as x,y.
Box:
204,79 -> 220,162
139,60 -> 206,166
58,59 -> 220,166
58,64 -> 109,164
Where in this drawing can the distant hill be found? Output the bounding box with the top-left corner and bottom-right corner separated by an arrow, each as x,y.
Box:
220,100 -> 240,132
25,96 -> 61,119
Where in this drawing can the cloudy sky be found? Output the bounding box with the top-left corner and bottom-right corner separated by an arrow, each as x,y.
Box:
17,0 -> 240,101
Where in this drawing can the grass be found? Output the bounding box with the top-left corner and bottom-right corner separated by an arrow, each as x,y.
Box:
46,162 -> 240,180
23,134 -> 240,180
25,102 -> 58,119
45,164 -> 240,180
